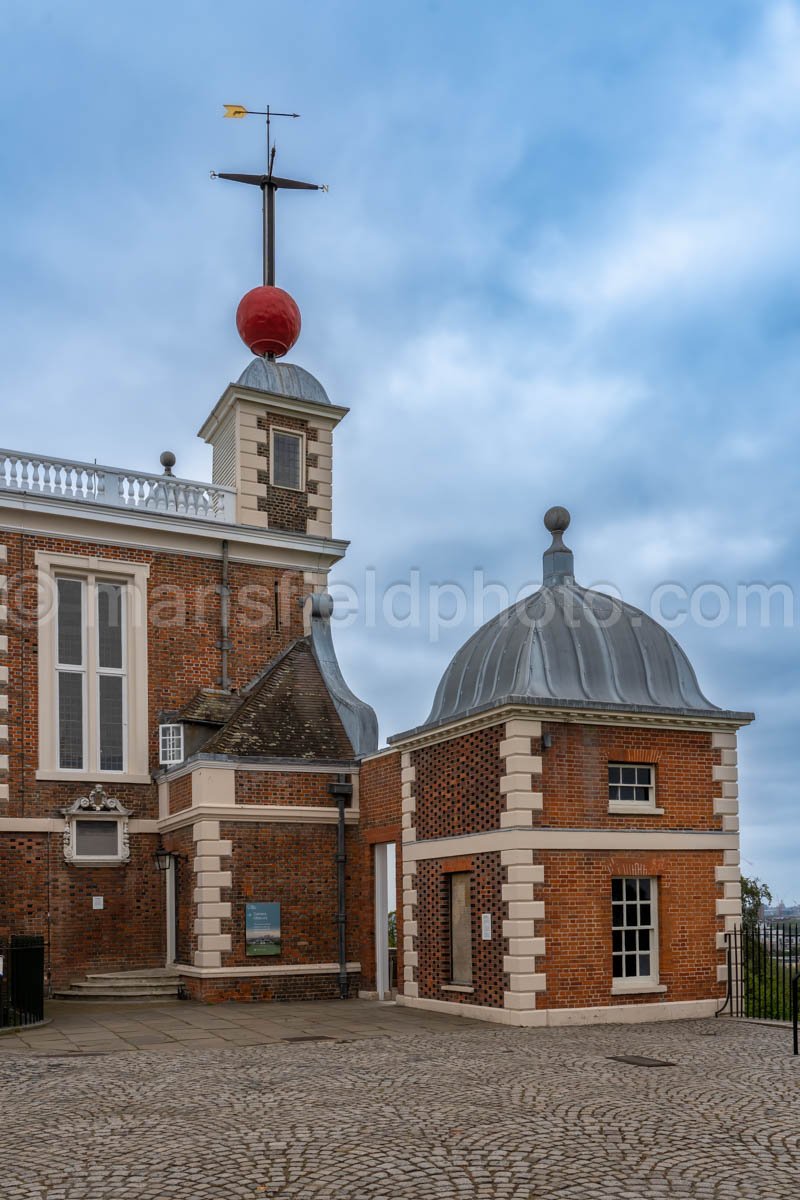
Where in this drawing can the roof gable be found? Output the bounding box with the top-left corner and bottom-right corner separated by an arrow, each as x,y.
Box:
202,638 -> 355,760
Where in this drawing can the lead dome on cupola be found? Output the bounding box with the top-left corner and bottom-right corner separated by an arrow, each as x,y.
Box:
400,508 -> 752,738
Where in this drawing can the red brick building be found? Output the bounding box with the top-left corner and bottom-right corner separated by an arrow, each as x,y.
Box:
0,277 -> 752,1019
0,353 -> 396,1002
383,508 -> 754,1026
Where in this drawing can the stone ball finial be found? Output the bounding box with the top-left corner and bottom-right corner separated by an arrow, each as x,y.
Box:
544,505 -> 570,535
542,506 -> 574,585
160,451 -> 176,476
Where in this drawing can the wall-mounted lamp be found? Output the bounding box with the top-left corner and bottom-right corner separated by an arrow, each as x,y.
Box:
542,733 -> 554,751
154,848 -> 174,872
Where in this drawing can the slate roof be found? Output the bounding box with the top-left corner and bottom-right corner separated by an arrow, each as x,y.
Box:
201,638 -> 357,760
178,688 -> 243,726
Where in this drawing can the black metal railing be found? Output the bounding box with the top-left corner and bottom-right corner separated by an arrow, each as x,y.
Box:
719,924 -> 800,1052
792,970 -> 799,1057
0,936 -> 45,1028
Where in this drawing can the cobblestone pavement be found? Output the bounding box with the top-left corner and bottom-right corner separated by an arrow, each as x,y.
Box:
0,1008 -> 796,1199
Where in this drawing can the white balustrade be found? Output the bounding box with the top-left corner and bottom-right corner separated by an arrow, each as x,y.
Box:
0,449 -> 236,523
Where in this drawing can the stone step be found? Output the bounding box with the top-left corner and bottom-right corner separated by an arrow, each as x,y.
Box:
78,976 -> 177,990
53,988 -> 178,998
69,979 -> 177,990
52,988 -> 179,1002
86,968 -> 179,980
52,967 -> 181,1001
54,979 -> 181,998
67,981 -> 178,993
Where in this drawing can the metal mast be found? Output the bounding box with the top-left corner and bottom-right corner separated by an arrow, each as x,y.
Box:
213,105 -> 327,287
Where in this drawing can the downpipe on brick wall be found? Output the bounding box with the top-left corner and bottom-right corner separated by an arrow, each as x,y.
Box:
329,774 -> 353,1000
217,540 -> 232,690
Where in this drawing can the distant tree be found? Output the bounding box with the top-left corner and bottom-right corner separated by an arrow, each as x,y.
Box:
387,910 -> 397,948
741,875 -> 772,929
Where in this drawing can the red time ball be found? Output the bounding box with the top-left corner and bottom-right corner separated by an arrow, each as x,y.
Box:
236,286 -> 302,358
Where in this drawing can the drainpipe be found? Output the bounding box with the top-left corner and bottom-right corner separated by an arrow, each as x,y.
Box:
329,774 -> 353,999
217,540 -> 232,689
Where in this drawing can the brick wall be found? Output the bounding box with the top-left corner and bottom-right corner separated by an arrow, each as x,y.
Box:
168,774 -> 192,815
234,771 -> 337,807
219,821 -> 361,968
0,830 -> 165,988
255,413 -> 312,533
357,750 -> 403,992
536,849 -> 725,1009
413,724 -> 504,840
539,723 -> 721,829
181,970 -> 358,1003
0,833 -> 48,944
416,852 -> 504,1008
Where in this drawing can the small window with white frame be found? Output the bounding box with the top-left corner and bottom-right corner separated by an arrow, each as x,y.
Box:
608,763 -> 659,812
270,428 -> 305,491
159,723 -> 184,767
611,876 -> 659,989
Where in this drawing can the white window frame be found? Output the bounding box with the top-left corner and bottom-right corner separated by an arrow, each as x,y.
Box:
607,762 -> 663,815
269,427 -> 306,492
611,875 -> 666,995
36,552 -> 150,784
159,723 -> 184,767
95,580 -> 128,773
55,577 -> 88,772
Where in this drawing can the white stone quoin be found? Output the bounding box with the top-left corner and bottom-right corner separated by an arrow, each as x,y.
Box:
712,730 -> 742,983
500,718 -> 546,1013
400,751 -> 419,999
192,820 -> 232,968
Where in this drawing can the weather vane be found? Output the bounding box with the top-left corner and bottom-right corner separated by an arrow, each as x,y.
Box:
212,104 -> 328,288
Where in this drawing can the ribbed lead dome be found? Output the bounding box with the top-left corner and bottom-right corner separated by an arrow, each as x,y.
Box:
424,507 -> 723,729
237,358 -> 330,406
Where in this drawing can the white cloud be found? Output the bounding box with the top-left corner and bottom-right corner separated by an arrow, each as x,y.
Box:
514,3 -> 800,324
585,510 -> 782,581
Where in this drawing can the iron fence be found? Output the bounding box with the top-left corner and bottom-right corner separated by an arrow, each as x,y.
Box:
0,935 -> 45,1028
720,923 -> 800,1054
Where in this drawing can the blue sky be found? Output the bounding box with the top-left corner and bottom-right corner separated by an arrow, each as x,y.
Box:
1,1 -> 798,900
